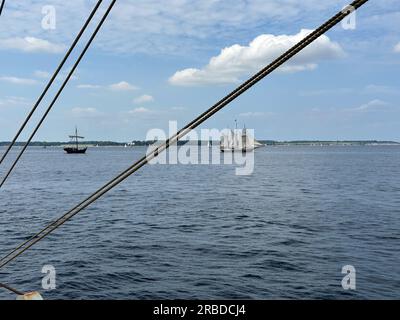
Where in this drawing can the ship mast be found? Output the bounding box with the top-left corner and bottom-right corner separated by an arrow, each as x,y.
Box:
75,126 -> 79,149
69,126 -> 84,150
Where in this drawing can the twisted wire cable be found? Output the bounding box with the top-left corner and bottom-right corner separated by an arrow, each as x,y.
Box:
0,0 -> 369,270
0,0 -> 116,188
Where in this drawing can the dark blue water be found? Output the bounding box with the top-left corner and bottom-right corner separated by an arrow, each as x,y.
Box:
0,146 -> 399,300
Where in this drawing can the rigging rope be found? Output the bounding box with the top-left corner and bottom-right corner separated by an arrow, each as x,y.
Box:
0,1 -> 5,17
0,282 -> 23,296
0,0 -> 102,167
0,0 -> 5,18
0,0 -> 116,188
0,0 -> 369,271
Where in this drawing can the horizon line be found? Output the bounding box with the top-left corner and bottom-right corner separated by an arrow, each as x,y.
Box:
1,139 -> 399,144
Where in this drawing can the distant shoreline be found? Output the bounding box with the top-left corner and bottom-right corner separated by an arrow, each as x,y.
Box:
1,140 -> 399,147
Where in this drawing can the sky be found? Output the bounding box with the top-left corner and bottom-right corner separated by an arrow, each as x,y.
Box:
0,0 -> 399,142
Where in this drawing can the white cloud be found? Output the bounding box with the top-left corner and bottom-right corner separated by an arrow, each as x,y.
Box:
352,99 -> 389,112
71,107 -> 103,118
169,29 -> 345,86
299,88 -> 353,96
128,107 -> 152,114
364,84 -> 399,95
0,96 -> 30,108
77,84 -> 102,89
0,76 -> 37,85
0,1 -> 397,56
92,1 -> 400,55
300,85 -> 399,97
77,82 -> 139,91
171,107 -> 186,111
34,68 -> 79,81
109,81 -> 138,91
133,94 -> 154,104
239,112 -> 271,117
394,42 -> 400,53
34,70 -> 51,79
59,68 -> 79,81
0,37 -> 66,54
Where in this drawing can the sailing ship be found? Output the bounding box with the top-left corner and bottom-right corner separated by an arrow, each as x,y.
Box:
64,127 -> 87,154
220,121 -> 263,153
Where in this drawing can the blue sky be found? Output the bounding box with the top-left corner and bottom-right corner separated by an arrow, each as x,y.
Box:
0,0 -> 399,142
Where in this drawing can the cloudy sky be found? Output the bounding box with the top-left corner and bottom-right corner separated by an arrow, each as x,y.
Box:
0,0 -> 399,142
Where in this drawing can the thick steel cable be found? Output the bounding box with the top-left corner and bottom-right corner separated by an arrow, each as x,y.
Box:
0,0 -> 116,188
0,0 -> 369,270
0,1 -> 5,17
0,0 -> 103,166
0,0 -> 5,18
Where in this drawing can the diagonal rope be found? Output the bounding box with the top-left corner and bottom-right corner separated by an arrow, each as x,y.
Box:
0,0 -> 102,167
0,0 -> 5,17
0,0 -> 6,16
0,282 -> 23,295
0,0 -> 369,270
0,0 -> 116,188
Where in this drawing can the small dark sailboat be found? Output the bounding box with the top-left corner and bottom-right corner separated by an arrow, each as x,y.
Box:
64,127 -> 87,154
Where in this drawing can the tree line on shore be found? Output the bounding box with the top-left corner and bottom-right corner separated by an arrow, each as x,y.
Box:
1,140 -> 399,147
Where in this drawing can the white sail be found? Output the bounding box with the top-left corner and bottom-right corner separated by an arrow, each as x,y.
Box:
220,127 -> 263,152
245,134 -> 263,149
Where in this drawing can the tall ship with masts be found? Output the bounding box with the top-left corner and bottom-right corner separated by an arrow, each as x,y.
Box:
220,121 -> 264,153
64,127 -> 87,154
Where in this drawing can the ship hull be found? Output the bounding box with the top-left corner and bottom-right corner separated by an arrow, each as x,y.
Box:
64,147 -> 87,154
220,147 -> 254,153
